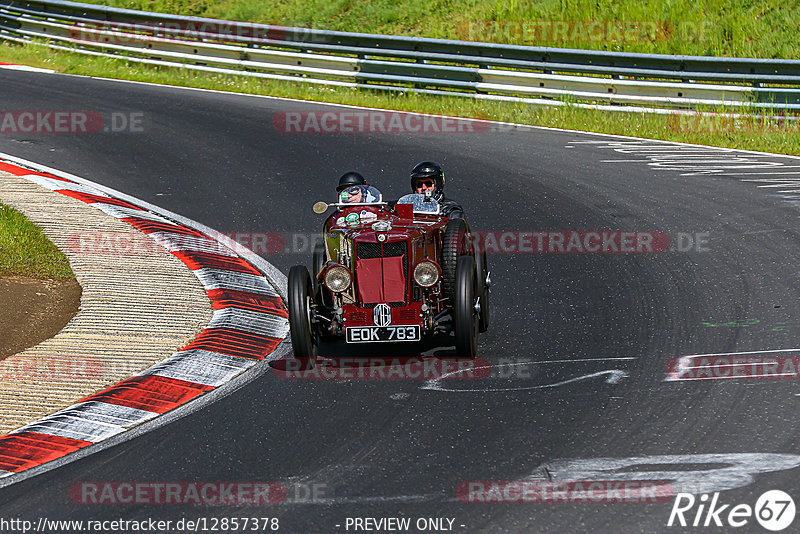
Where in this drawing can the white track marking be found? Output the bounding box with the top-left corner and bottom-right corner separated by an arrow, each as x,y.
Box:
422,363 -> 630,392
729,172 -> 800,176
527,453 -> 800,495
573,139 -> 800,203
573,140 -> 792,177
0,63 -> 55,73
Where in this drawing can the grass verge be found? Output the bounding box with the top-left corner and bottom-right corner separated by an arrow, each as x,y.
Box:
2,40 -> 800,156
0,203 -> 75,280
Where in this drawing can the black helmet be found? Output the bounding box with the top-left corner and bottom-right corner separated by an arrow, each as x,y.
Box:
337,171 -> 367,192
410,161 -> 445,200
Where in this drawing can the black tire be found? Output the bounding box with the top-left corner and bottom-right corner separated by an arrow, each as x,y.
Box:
312,241 -> 325,287
475,246 -> 490,333
288,265 -> 317,361
454,255 -> 478,358
442,218 -> 470,303
311,241 -> 333,309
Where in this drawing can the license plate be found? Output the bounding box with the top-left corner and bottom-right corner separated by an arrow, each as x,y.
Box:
345,325 -> 421,343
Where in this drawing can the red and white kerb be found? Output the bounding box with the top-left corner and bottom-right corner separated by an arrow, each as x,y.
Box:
0,160 -> 288,477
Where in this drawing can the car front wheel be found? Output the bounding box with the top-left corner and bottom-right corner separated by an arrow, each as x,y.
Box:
454,255 -> 478,358
288,265 -> 318,363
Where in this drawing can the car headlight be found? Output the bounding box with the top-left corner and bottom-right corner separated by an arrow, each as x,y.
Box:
413,260 -> 440,287
324,264 -> 352,292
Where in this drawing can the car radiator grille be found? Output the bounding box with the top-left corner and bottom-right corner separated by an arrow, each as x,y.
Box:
395,309 -> 419,322
356,241 -> 409,307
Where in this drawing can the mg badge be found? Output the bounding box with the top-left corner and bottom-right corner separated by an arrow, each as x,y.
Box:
373,303 -> 392,327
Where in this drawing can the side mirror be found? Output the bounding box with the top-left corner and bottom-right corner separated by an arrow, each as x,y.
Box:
312,201 -> 328,214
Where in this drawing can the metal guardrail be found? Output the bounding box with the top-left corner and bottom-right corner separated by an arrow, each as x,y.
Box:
2,0 -> 800,110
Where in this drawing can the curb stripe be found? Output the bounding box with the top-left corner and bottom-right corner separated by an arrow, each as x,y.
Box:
0,432 -> 93,472
10,418 -> 126,443
207,288 -> 287,316
173,250 -> 263,275
0,162 -> 67,180
23,175 -> 110,195
183,328 -> 282,360
57,190 -> 144,210
121,217 -> 206,237
140,350 -> 256,387
10,402 -> 160,443
95,204 -> 174,224
81,375 -> 213,414
47,402 -> 158,427
194,268 -> 280,296
208,308 -> 289,338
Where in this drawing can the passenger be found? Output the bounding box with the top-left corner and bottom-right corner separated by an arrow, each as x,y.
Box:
337,171 -> 368,193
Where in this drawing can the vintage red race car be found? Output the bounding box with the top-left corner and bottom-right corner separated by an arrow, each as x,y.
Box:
287,188 -> 490,363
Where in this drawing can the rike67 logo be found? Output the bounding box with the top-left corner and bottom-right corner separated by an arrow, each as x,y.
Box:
668,490 -> 795,531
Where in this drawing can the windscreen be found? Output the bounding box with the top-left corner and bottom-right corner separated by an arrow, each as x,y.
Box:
395,193 -> 440,214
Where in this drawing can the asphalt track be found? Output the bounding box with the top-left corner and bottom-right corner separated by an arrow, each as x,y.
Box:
2,68 -> 800,533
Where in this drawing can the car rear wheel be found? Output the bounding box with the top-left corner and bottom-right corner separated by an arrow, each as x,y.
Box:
454,255 -> 478,358
288,265 -> 317,363
442,218 -> 470,303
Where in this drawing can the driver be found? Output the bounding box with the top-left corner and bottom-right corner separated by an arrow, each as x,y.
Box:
409,161 -> 464,219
